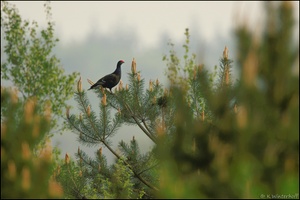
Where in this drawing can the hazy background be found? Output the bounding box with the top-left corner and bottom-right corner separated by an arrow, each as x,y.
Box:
3,1 -> 299,164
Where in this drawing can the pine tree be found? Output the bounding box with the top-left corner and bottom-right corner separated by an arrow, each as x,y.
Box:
57,59 -> 163,198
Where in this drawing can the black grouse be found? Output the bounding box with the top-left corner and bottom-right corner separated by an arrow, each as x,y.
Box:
88,60 -> 125,92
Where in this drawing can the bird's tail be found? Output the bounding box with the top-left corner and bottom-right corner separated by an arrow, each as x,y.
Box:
87,78 -> 96,90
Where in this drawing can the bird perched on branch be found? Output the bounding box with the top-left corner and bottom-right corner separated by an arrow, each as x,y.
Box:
88,60 -> 125,92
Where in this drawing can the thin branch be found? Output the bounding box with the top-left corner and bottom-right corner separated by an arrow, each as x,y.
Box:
77,153 -> 96,170
109,91 -> 157,144
137,162 -> 160,176
102,105 -> 107,140
142,118 -> 155,137
123,100 -> 157,143
132,114 -> 157,143
104,118 -> 120,139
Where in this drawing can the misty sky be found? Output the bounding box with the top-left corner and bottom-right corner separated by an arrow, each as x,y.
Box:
9,1 -> 271,48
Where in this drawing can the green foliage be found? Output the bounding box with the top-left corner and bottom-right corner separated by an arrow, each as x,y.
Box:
1,1 -> 79,129
54,154 -> 89,199
101,158 -> 135,199
1,87 -> 63,198
163,28 -> 197,89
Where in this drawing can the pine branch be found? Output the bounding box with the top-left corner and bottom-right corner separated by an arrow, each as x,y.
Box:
70,103 -> 158,191
100,104 -> 108,140
104,117 -> 121,139
101,140 -> 159,192
67,115 -> 100,144
77,92 -> 101,139
66,164 -> 80,193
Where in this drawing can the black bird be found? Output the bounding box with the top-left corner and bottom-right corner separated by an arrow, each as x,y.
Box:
88,60 -> 125,92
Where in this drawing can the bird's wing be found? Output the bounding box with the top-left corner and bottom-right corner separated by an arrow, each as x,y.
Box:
105,74 -> 119,84
95,77 -> 107,85
89,76 -> 106,89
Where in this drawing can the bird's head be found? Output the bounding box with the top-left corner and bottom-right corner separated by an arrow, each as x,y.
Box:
118,60 -> 125,66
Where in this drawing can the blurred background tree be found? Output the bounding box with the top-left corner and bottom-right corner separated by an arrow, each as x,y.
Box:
156,1 -> 299,198
1,1 -> 78,198
1,88 -> 63,198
